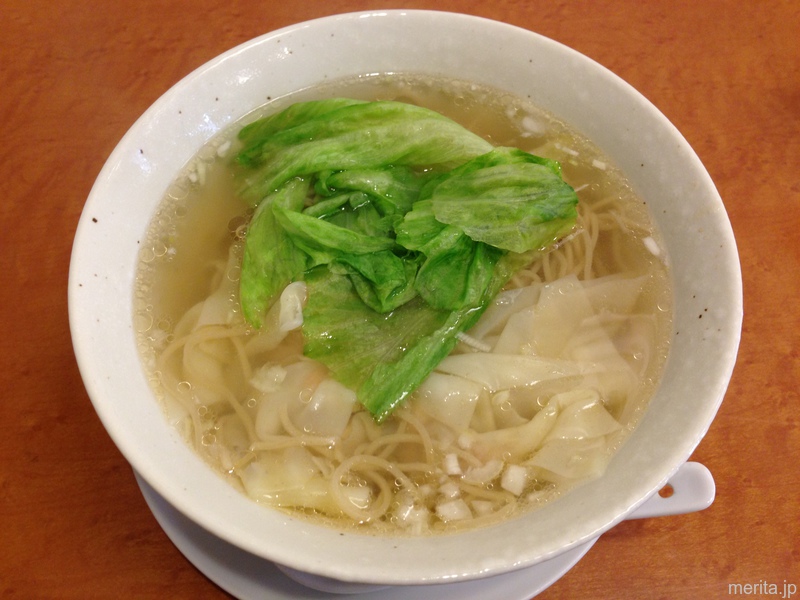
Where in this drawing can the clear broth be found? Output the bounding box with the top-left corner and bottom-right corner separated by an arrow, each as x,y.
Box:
134,73 -> 672,536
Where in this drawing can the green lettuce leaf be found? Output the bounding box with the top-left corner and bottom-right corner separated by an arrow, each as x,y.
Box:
303,245 -> 510,422
424,147 -> 577,253
236,99 -> 579,421
237,98 -> 367,167
302,266 -> 453,421
273,203 -> 395,263
410,226 -> 502,311
239,178 -> 310,328
235,99 -> 493,205
314,166 -> 429,216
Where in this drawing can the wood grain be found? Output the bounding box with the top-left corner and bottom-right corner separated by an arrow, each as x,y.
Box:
2,1 -> 798,598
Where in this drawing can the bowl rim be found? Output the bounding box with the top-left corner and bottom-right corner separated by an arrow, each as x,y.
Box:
68,9 -> 743,585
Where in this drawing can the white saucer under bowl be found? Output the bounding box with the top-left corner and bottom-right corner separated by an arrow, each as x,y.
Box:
135,472 -> 597,599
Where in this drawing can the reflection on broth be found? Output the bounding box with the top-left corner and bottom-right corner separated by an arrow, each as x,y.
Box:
134,74 -> 672,536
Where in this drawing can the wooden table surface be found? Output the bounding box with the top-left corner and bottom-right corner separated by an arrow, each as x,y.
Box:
2,1 -> 798,598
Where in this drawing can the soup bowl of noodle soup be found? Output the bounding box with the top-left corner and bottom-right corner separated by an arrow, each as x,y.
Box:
69,10 -> 742,589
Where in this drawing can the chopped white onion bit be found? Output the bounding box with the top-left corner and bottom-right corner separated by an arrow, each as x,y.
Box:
471,500 -> 495,516
418,484 -> 434,498
439,480 -> 461,499
216,140 -> 232,158
395,504 -> 430,535
520,116 -> 545,136
436,499 -> 472,522
444,453 -> 462,476
501,464 -> 528,496
555,143 -> 580,157
643,236 -> 661,257
592,159 -> 607,170
249,363 -> 287,393
192,159 -> 207,185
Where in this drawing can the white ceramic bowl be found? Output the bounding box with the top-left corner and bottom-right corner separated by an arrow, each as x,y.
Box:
69,10 -> 742,587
